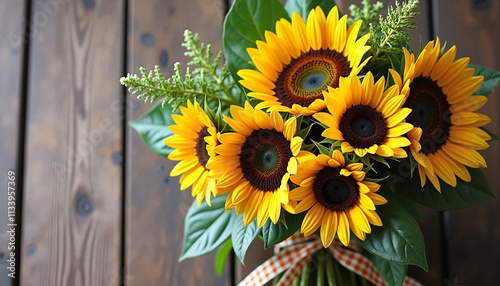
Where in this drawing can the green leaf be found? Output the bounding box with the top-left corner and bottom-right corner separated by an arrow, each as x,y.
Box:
368,254 -> 407,286
180,194 -> 232,261
223,0 -> 290,84
313,141 -> 331,156
262,212 -> 305,249
396,167 -> 497,210
356,197 -> 428,270
129,101 -> 178,157
284,0 -> 336,19
470,64 -> 500,97
231,211 -> 260,264
214,239 -> 233,276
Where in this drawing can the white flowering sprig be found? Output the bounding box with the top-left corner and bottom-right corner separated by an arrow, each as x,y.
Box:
365,0 -> 420,73
120,30 -> 243,111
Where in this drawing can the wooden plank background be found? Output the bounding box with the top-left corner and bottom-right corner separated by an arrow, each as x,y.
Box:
125,0 -> 229,285
435,1 -> 500,285
0,0 -> 498,285
19,0 -> 124,285
0,2 -> 26,286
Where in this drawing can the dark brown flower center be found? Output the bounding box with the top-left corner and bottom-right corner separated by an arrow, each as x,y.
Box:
313,167 -> 359,211
274,49 -> 351,108
339,104 -> 388,149
240,129 -> 293,191
196,127 -> 210,167
404,76 -> 451,155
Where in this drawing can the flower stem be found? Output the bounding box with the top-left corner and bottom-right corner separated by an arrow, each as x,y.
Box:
133,81 -> 239,106
317,250 -> 326,286
299,263 -> 310,286
325,252 -> 337,286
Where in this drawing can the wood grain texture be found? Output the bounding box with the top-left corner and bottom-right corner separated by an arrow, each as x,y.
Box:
0,2 -> 25,285
434,0 -> 500,284
20,0 -> 124,285
124,0 -> 229,285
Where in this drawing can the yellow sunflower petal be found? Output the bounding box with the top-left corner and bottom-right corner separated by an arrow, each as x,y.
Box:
214,144 -> 241,156
366,192 -> 387,205
386,123 -> 414,137
243,191 -> 263,226
337,211 -> 351,246
322,127 -> 345,140
179,165 -> 205,190
320,210 -> 338,247
449,129 -> 489,150
287,157 -> 298,174
275,19 -> 301,58
230,181 -> 252,205
359,204 -> 383,226
257,192 -> 272,228
291,12 -> 309,53
284,116 -> 297,141
386,108 -> 412,128
170,157 -> 199,177
295,193 -> 318,213
384,137 -> 411,148
380,94 -> 406,117
269,192 -> 282,224
349,205 -> 371,233
301,203 -> 325,236
431,153 -> 457,187
375,144 -> 394,157
441,142 -> 487,168
341,141 -> 355,153
358,193 -> 376,210
217,168 -> 244,188
354,148 -> 368,157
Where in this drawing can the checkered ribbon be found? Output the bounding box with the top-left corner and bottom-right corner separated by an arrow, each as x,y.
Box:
238,233 -> 423,286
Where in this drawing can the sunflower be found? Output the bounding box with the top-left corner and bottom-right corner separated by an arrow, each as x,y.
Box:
206,102 -> 304,227
314,73 -> 414,158
390,39 -> 490,191
164,100 -> 218,206
237,6 -> 371,116
290,150 -> 386,247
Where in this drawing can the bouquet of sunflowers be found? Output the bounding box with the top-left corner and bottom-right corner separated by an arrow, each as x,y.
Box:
121,0 -> 500,285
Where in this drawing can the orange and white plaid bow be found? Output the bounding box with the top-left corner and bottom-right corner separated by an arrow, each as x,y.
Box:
238,233 -> 423,286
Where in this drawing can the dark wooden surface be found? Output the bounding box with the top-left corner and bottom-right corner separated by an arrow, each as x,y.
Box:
125,0 -> 229,285
0,0 -> 499,285
435,1 -> 500,285
0,2 -> 26,286
19,0 -> 124,285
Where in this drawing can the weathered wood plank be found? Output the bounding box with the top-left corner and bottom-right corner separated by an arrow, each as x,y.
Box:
0,1 -> 26,285
433,1 -> 500,285
20,1 -> 124,285
124,0 -> 229,285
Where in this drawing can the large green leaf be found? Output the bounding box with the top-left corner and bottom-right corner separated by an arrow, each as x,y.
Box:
129,101 -> 178,157
180,194 -> 232,261
262,212 -> 305,249
231,211 -> 260,264
396,167 -> 496,210
470,64 -> 500,97
223,0 -> 290,84
284,0 -> 336,19
357,198 -> 428,270
368,253 -> 407,286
